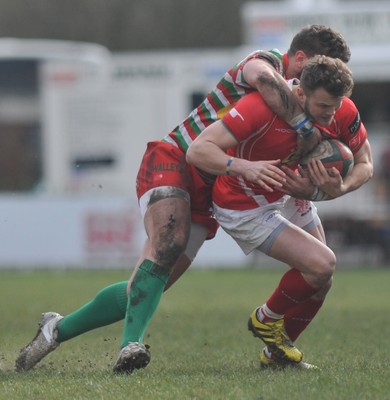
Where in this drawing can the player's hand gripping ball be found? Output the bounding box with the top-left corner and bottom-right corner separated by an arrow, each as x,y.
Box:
300,139 -> 354,178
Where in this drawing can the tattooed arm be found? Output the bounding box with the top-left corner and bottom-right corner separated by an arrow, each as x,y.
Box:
242,58 -> 321,156
243,59 -> 301,120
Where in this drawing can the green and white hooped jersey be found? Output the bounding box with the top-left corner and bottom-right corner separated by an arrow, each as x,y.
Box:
162,49 -> 286,153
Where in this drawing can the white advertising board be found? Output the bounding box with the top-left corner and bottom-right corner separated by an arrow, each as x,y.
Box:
0,195 -> 143,268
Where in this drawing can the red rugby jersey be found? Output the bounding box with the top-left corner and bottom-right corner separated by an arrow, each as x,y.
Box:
213,93 -> 367,210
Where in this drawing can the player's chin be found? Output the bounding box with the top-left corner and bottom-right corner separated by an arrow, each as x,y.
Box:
319,117 -> 334,126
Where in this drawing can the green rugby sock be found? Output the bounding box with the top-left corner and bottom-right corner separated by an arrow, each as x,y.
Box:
56,281 -> 128,342
121,259 -> 169,348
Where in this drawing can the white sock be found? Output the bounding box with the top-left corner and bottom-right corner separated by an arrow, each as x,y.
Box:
256,304 -> 283,322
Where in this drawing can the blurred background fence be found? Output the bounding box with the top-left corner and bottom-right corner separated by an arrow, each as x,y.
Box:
0,0 -> 390,268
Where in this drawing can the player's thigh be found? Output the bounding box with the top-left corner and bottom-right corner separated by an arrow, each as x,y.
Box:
283,197 -> 326,243
307,223 -> 326,244
268,223 -> 335,275
136,141 -> 191,201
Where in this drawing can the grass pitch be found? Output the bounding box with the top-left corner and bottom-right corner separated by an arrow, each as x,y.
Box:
1,267 -> 390,400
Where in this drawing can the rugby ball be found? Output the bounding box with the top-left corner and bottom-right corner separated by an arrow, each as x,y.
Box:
300,139 -> 354,178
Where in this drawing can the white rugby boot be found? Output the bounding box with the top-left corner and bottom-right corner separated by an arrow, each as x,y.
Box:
15,312 -> 63,371
113,342 -> 151,374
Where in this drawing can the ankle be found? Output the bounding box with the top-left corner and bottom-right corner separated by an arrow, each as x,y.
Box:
256,306 -> 282,323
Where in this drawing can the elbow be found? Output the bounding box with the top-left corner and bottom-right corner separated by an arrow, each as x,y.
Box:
369,163 -> 375,180
244,60 -> 276,90
361,162 -> 374,183
365,158 -> 375,181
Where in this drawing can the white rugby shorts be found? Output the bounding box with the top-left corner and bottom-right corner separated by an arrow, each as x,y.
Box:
213,195 -> 320,255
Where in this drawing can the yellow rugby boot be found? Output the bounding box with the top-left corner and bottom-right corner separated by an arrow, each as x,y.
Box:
248,308 -> 303,363
259,348 -> 319,370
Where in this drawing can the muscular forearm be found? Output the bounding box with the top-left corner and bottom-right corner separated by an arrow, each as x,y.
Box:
186,140 -> 250,176
341,162 -> 373,195
253,70 -> 302,122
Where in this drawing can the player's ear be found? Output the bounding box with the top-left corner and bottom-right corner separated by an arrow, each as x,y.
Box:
295,50 -> 309,69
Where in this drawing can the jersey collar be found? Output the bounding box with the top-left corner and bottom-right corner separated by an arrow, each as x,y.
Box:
283,53 -> 290,79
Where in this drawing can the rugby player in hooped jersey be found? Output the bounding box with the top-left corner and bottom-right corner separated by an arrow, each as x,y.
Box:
15,26 -> 352,374
186,55 -> 373,369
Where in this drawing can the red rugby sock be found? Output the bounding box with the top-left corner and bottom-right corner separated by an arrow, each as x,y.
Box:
265,268 -> 319,316
284,297 -> 324,341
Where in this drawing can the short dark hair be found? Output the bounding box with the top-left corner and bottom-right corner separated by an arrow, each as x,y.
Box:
300,55 -> 354,98
288,25 -> 351,63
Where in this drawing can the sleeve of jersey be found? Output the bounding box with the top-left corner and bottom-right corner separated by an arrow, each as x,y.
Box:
243,50 -> 283,73
335,98 -> 368,154
230,50 -> 283,87
221,92 -> 271,142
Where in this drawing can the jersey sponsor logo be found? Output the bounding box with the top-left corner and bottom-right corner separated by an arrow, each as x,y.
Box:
348,112 -> 361,136
229,108 -> 245,121
275,128 -> 295,134
153,163 -> 184,173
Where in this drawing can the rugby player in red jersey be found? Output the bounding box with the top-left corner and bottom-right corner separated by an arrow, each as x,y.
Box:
186,55 -> 373,369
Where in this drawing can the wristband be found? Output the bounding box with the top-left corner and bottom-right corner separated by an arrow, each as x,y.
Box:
226,157 -> 234,175
310,187 -> 330,201
310,187 -> 319,200
290,113 -> 315,139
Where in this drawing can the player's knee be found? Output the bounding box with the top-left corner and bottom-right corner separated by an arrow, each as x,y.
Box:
144,188 -> 192,269
153,224 -> 190,269
156,241 -> 187,270
315,249 -> 336,286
